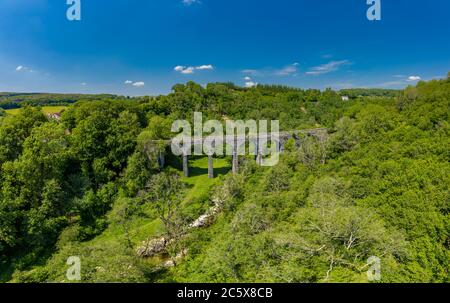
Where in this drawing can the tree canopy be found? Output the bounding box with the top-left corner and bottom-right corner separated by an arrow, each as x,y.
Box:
0,78 -> 448,283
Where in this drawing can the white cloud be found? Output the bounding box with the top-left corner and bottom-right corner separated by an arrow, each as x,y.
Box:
242,63 -> 300,78
244,76 -> 252,81
125,80 -> 145,87
15,65 -> 37,73
182,0 -> 201,6
275,63 -> 299,76
306,60 -> 350,76
132,81 -> 145,87
174,66 -> 185,72
408,76 -> 421,81
242,69 -> 259,76
196,64 -> 214,70
181,67 -> 195,74
174,65 -> 214,74
81,82 -> 87,86
245,81 -> 257,88
374,75 -> 422,87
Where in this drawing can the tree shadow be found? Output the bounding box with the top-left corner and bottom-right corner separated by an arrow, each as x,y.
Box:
165,154 -> 231,178
188,163 -> 231,178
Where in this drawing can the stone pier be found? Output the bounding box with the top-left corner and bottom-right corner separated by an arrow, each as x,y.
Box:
256,138 -> 264,165
182,154 -> 189,177
208,156 -> 214,179
232,140 -> 239,175
148,128 -> 327,178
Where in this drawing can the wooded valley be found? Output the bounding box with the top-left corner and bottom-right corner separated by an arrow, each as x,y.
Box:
0,76 -> 448,283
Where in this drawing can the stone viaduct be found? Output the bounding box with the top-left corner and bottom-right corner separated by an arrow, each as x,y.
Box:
152,128 -> 327,178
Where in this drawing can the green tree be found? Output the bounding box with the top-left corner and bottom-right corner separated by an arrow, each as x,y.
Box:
0,107 -> 46,165
0,123 -> 71,256
143,173 -> 188,264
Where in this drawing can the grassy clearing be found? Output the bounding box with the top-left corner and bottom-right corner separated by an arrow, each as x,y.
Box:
6,106 -> 67,116
86,157 -> 231,248
182,157 -> 231,204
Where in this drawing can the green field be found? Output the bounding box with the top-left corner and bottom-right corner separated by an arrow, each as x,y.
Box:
5,106 -> 67,116
182,157 -> 231,204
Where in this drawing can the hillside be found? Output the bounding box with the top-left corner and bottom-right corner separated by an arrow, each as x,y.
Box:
0,78 -> 449,283
0,93 -> 120,110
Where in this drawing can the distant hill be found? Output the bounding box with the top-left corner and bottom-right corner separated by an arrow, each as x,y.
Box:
0,92 -> 120,109
339,88 -> 401,99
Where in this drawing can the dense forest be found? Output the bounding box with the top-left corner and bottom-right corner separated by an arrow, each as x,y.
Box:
0,93 -> 119,110
339,88 -> 400,99
0,76 -> 448,282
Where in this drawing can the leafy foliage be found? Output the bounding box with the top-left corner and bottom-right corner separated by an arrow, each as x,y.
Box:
0,78 -> 448,283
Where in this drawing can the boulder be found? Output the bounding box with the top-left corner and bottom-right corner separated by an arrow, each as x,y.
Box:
136,237 -> 168,258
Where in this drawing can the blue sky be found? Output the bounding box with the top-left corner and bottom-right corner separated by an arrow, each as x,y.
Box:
0,0 -> 449,95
